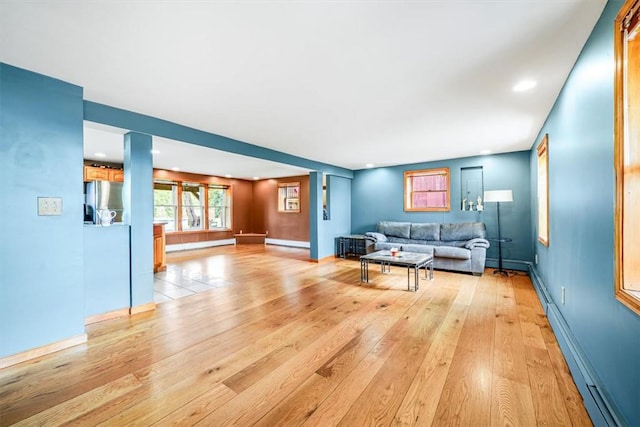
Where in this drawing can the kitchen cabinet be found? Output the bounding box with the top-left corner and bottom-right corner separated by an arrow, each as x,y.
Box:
153,223 -> 166,273
84,166 -> 124,182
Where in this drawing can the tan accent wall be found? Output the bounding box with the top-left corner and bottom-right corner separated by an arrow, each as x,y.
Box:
252,176 -> 310,242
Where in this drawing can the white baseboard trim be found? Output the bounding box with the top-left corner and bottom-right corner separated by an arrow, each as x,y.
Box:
265,238 -> 310,249
166,239 -> 235,252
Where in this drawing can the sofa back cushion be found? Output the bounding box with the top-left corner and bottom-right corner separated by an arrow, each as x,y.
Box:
440,222 -> 487,241
377,221 -> 411,239
410,223 -> 440,241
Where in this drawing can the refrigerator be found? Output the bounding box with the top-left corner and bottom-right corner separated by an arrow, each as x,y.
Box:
85,180 -> 124,224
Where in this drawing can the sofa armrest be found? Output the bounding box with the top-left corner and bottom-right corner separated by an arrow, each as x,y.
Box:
365,231 -> 388,243
464,238 -> 490,249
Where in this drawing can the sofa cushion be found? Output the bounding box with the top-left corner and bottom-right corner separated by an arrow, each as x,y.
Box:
402,244 -> 435,255
434,246 -> 471,260
440,222 -> 487,241
377,221 -> 412,239
375,242 -> 399,251
387,237 -> 412,245
410,223 -> 440,241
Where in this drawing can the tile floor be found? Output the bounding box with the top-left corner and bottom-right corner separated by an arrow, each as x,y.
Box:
153,264 -> 235,303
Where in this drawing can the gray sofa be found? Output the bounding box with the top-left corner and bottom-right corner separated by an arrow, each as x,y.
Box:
365,221 -> 490,276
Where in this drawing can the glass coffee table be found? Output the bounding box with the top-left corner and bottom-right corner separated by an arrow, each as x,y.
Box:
360,250 -> 433,291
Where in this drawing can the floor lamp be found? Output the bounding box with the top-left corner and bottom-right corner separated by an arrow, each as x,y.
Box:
483,190 -> 513,276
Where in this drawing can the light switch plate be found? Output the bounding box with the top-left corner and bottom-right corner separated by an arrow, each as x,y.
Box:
38,197 -> 63,216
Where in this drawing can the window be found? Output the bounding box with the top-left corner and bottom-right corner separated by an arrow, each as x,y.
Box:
181,182 -> 203,230
537,134 -> 549,247
208,185 -> 231,229
153,181 -> 177,232
614,0 -> 640,315
153,178 -> 233,233
404,168 -> 450,211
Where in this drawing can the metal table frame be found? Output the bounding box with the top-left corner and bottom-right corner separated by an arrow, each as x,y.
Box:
360,250 -> 434,291
338,234 -> 368,258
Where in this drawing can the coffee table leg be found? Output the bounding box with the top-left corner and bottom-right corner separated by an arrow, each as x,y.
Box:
360,258 -> 369,283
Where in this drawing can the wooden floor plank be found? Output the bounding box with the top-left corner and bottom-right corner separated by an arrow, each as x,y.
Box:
337,287 -> 459,426
0,246 -> 592,426
255,286 -> 421,426
490,374 -> 537,427
525,344 -> 573,426
12,374 -> 142,427
430,274 -> 497,426
195,289 -> 416,426
392,300 -> 470,426
493,276 -> 530,384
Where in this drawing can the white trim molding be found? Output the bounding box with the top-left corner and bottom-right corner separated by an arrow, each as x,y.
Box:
265,238 -> 310,248
166,239 -> 235,253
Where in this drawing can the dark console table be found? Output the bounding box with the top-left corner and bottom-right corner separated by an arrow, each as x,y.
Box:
338,234 -> 368,258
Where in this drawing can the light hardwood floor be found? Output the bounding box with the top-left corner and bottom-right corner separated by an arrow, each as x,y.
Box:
0,244 -> 591,426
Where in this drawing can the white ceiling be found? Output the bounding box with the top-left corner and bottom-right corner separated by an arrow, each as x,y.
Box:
1,0 -> 607,178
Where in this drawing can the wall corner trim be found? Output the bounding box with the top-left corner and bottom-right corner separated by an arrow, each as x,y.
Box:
130,302 -> 156,315
85,308 -> 130,325
310,254 -> 336,263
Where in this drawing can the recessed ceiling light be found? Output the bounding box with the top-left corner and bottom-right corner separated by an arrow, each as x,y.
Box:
513,80 -> 537,92
171,167 -> 180,171
151,149 -> 160,154
253,177 -> 260,180
94,152 -> 106,158
365,163 -> 375,168
225,174 -> 232,178
480,150 -> 492,155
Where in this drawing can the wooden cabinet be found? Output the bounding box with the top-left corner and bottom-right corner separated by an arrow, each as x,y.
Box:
84,166 -> 124,182
153,223 -> 167,273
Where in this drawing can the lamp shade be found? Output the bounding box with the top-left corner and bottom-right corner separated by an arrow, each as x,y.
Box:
484,190 -> 513,203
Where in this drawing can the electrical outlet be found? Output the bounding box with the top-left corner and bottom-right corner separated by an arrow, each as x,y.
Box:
38,197 -> 63,216
561,286 -> 566,305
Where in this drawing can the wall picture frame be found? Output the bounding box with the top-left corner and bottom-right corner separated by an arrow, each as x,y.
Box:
278,182 -> 300,212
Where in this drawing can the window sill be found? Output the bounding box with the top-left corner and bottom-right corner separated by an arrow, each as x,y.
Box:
616,289 -> 640,316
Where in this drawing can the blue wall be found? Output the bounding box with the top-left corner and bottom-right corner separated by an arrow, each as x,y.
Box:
310,174 -> 352,260
323,175 -> 352,257
84,226 -> 130,317
124,132 -> 154,308
0,64 -> 86,357
530,1 -> 639,425
351,151 -> 532,269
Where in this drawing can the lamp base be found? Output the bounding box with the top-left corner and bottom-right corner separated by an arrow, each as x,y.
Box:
492,268 -> 512,277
